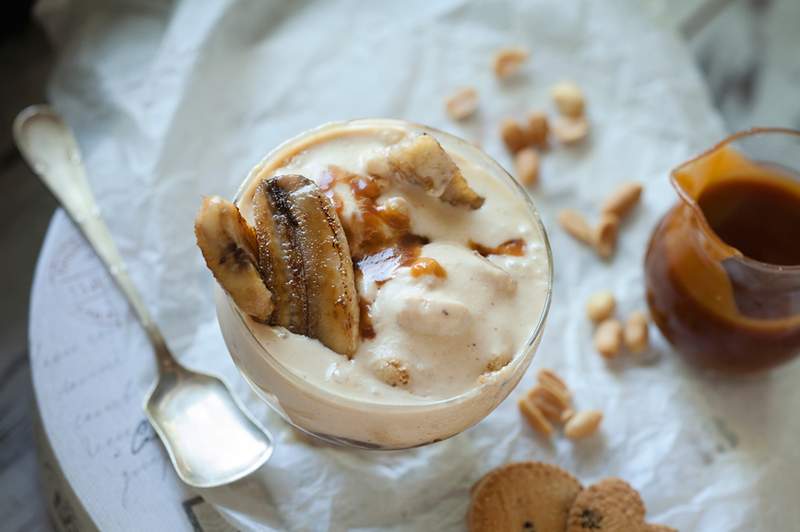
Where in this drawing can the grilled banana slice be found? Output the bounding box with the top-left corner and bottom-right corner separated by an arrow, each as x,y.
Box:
252,178 -> 308,334
366,133 -> 485,209
195,196 -> 273,321
440,172 -> 485,209
253,175 -> 360,356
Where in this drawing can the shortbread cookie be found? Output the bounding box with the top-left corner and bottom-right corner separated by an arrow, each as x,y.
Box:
645,525 -> 678,532
567,478 -> 674,532
469,462 -> 582,532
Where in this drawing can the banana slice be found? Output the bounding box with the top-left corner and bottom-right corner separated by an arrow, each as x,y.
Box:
366,133 -> 485,209
195,196 -> 273,321
253,175 -> 360,356
440,172 -> 485,209
252,178 -> 308,334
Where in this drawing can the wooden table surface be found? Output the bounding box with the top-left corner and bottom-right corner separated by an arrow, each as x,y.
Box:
1,1 -> 797,530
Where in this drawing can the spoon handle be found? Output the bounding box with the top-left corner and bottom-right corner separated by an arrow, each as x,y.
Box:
14,105 -> 176,371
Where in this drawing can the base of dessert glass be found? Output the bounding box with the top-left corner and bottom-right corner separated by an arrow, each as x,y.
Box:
237,371 -> 457,450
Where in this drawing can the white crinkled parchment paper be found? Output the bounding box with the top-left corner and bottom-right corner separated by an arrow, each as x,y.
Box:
30,0 -> 800,530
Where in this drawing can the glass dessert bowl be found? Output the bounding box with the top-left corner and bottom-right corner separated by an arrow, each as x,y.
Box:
202,119 -> 553,449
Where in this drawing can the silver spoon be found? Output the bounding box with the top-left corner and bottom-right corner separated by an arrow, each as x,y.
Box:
14,105 -> 273,488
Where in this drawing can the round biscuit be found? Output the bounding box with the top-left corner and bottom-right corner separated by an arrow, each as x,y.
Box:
469,462 -> 582,532
566,478 -> 646,531
645,525 -> 677,532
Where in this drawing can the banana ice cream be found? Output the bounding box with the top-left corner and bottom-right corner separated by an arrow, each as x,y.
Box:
199,119 -> 551,448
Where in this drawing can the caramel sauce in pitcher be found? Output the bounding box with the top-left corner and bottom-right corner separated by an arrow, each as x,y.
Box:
697,179 -> 800,267
645,138 -> 800,372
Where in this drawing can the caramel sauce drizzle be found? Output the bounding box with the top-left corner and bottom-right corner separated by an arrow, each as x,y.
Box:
320,166 -> 430,338
320,166 -> 524,339
410,257 -> 447,279
356,234 -> 430,286
469,238 -> 526,257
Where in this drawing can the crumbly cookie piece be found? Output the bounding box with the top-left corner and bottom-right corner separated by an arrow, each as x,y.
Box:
469,462 -> 582,532
374,359 -> 410,387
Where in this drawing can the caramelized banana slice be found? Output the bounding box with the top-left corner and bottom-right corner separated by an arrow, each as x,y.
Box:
440,172 -> 485,209
252,178 -> 308,334
254,175 -> 360,356
367,134 -> 485,209
195,196 -> 273,321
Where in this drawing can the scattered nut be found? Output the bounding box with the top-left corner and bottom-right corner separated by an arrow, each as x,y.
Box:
528,387 -> 564,423
537,368 -> 569,397
594,318 -> 623,359
624,311 -> 650,354
445,87 -> 479,121
519,397 -> 553,436
539,369 -> 572,408
514,148 -> 540,186
528,386 -> 570,423
586,291 -> 616,322
593,213 -> 620,259
532,383 -> 569,411
527,369 -> 572,425
602,182 -> 643,219
520,370 -> 602,442
526,111 -> 550,147
564,409 -> 603,440
551,81 -> 585,118
552,116 -> 589,145
537,380 -> 570,409
500,118 -> 529,153
493,47 -> 529,79
375,359 -> 410,387
558,209 -> 593,246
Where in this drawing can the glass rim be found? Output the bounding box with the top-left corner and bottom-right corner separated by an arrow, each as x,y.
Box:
670,127 -> 800,274
225,118 -> 554,412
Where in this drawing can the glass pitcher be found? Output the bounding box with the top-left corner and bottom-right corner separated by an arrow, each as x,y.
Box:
645,128 -> 800,372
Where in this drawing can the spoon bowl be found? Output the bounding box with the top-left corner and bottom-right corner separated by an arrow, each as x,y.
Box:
145,365 -> 273,487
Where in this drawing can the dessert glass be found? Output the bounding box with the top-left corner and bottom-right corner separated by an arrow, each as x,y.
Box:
215,119 -> 553,450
